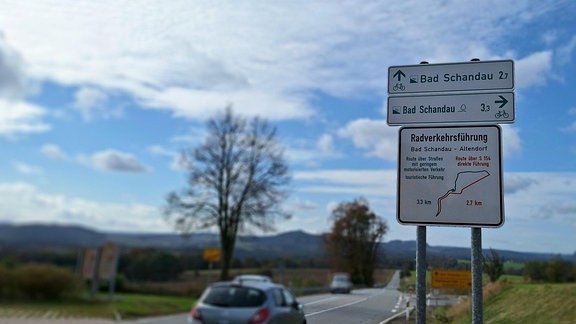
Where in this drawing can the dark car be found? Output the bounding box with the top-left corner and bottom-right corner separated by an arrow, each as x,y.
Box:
188,280 -> 306,324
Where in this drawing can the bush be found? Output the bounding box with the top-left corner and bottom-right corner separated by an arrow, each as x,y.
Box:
0,266 -> 17,298
15,264 -> 82,300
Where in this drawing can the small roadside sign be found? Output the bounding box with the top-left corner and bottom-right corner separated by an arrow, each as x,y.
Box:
203,248 -> 221,262
387,92 -> 514,125
98,242 -> 118,280
388,60 -> 514,94
431,269 -> 472,289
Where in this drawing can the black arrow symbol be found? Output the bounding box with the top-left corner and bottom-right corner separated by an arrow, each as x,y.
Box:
393,70 -> 406,81
495,95 -> 508,108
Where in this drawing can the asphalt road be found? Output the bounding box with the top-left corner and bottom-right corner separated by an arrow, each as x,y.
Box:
302,270 -> 409,324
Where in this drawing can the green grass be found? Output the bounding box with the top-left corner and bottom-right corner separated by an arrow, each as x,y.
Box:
0,293 -> 195,320
499,274 -> 524,283
114,293 -> 194,319
483,283 -> 575,323
435,282 -> 576,324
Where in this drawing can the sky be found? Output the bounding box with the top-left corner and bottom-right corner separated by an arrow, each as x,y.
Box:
0,0 -> 575,255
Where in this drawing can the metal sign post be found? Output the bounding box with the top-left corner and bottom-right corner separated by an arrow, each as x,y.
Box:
416,226 -> 427,324
471,228 -> 483,323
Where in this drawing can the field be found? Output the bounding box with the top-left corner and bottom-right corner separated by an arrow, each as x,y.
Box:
0,293 -> 193,320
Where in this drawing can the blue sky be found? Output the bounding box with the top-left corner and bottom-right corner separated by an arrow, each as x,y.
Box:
0,1 -> 575,254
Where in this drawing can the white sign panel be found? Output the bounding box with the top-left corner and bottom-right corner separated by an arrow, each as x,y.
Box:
397,125 -> 503,227
388,60 -> 514,94
387,92 -> 514,125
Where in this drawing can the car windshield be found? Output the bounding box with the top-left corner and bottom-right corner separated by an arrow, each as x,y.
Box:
333,274 -> 349,281
203,286 -> 265,307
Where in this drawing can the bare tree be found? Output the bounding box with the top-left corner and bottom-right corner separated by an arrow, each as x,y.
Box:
325,198 -> 388,286
164,107 -> 291,280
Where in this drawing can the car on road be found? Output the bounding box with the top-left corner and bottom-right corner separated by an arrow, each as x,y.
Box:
188,280 -> 306,324
233,274 -> 273,284
329,272 -> 352,294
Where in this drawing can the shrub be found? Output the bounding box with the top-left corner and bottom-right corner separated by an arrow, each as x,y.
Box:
0,266 -> 17,299
16,264 -> 82,300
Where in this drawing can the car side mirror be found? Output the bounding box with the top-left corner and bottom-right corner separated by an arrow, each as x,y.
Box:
292,302 -> 303,310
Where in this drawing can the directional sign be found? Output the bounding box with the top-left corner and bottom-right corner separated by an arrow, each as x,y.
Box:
387,92 -> 514,125
397,125 -> 503,227
388,60 -> 514,94
431,269 -> 472,289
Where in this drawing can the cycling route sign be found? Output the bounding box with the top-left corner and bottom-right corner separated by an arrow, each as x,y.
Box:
387,91 -> 514,125
388,60 -> 514,94
397,125 -> 503,227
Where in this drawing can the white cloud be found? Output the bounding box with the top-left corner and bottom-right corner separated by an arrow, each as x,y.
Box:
556,35 -> 576,65
78,149 -> 150,173
326,201 -> 339,214
295,169 -> 397,197
0,182 -> 169,232
73,86 -> 122,121
41,144 -> 67,160
148,145 -> 185,171
13,162 -> 43,175
284,134 -> 342,167
514,51 -> 553,89
501,125 -> 522,158
317,134 -> 336,156
143,88 -> 314,121
0,99 -> 50,138
287,198 -> 319,212
285,147 -> 321,167
74,87 -> 107,110
338,119 -> 397,161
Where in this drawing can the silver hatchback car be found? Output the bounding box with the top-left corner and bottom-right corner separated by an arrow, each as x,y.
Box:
188,280 -> 306,324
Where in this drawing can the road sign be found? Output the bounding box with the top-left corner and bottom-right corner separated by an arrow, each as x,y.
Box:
431,269 -> 472,289
203,248 -> 221,262
388,60 -> 514,94
387,92 -> 514,125
98,242 -> 118,280
397,125 -> 503,227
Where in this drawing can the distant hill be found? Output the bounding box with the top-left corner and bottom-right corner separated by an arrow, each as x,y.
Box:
0,223 -> 573,262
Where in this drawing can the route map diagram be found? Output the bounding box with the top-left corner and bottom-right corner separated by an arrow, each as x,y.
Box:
436,170 -> 490,217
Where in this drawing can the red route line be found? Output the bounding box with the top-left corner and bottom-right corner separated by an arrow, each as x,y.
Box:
435,171 -> 490,216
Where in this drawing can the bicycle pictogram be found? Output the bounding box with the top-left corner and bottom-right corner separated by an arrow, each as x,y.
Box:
494,110 -> 509,119
393,83 -> 405,91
